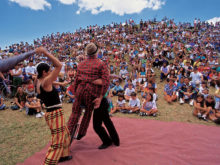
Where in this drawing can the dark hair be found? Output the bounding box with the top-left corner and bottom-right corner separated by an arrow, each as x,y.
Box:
37,63 -> 50,79
149,87 -> 155,93
146,93 -> 153,101
27,94 -> 34,99
131,92 -> 136,96
196,94 -> 204,106
118,94 -> 125,100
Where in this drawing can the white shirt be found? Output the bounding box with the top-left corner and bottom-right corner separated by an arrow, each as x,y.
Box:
119,69 -> 128,77
26,66 -> 36,75
117,100 -> 126,107
129,98 -> 140,108
125,88 -> 135,96
12,68 -> 22,78
60,62 -> 66,73
190,72 -> 202,83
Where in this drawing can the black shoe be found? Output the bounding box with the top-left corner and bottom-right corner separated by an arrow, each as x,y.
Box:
112,140 -> 120,146
58,156 -> 72,162
98,142 -> 112,150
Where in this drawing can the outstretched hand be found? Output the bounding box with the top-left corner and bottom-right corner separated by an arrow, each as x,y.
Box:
35,47 -> 48,55
93,97 -> 102,109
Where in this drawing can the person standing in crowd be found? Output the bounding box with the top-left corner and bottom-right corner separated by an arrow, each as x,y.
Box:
36,47 -> 72,164
68,43 -> 110,140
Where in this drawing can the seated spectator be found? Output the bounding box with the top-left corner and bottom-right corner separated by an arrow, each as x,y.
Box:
119,65 -> 129,80
112,80 -> 123,96
179,77 -> 197,105
125,92 -> 140,113
167,69 -> 177,82
66,80 -> 75,103
177,67 -> 186,82
25,95 -> 44,118
139,93 -> 158,117
206,95 -> 220,124
160,62 -> 169,82
146,68 -> 155,81
215,81 -> 220,110
190,67 -> 203,87
199,81 -> 208,93
11,86 -> 27,111
142,81 -> 154,98
123,78 -> 135,90
153,55 -> 161,68
138,67 -> 146,84
201,88 -> 209,99
124,83 -> 135,101
184,61 -> 193,77
193,94 -> 207,120
164,79 -> 177,103
110,94 -> 126,114
25,79 -> 36,96
0,95 -> 7,110
208,69 -> 219,87
148,87 -> 157,102
109,64 -> 116,74
176,77 -> 184,97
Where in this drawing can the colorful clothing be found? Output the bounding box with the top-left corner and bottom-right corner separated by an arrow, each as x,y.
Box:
164,84 -> 177,96
44,109 -> 70,165
38,86 -> 70,165
68,56 -> 109,138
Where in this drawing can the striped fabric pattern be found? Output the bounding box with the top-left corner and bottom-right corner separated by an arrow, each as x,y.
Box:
44,109 -> 70,165
68,89 -> 95,138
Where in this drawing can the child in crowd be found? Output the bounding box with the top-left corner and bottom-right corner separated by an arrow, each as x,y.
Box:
11,86 -> 26,111
193,94 -> 209,121
140,93 -> 158,117
148,87 -> 157,102
125,92 -> 140,113
25,79 -> 36,96
112,80 -> 124,96
199,81 -> 208,93
124,83 -> 135,101
25,94 -> 44,118
66,80 -> 75,103
201,88 -> 209,99
164,79 -> 177,103
160,62 -> 169,82
110,94 -> 126,114
183,86 -> 195,106
205,95 -> 220,124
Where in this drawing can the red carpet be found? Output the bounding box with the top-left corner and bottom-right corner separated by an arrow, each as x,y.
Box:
18,117 -> 220,165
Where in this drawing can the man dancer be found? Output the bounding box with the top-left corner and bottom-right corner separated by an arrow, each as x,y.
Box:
68,43 -> 110,140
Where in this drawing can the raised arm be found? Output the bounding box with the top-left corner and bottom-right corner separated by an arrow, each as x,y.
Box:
35,47 -> 62,87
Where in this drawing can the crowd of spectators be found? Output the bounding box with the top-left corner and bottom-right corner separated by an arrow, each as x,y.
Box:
0,17 -> 219,123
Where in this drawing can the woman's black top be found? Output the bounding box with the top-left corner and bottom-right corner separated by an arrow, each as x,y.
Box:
39,86 -> 61,108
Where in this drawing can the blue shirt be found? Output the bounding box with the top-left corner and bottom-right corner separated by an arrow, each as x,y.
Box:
113,85 -> 123,92
164,84 -> 177,96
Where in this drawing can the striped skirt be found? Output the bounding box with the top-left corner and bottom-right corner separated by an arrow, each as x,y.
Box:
44,109 -> 70,165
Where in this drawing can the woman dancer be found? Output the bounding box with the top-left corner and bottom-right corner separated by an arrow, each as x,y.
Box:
36,47 -> 72,165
